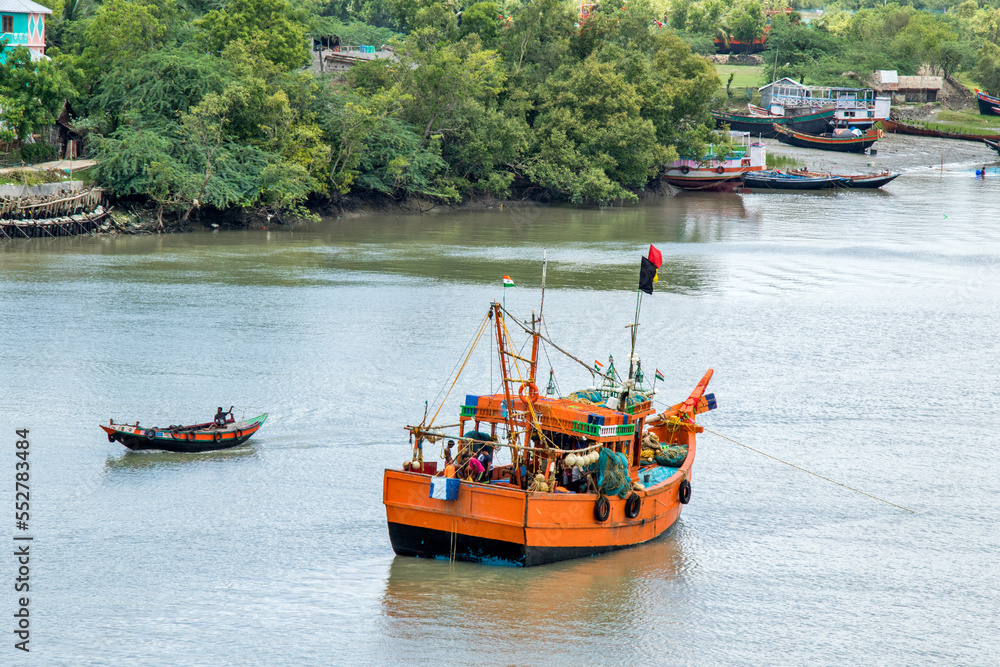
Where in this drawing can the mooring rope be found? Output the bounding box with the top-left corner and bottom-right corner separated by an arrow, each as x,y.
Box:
699,424 -> 916,514
700,426 -> 915,514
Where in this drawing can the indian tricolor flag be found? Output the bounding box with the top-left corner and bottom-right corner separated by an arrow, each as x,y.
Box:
503,275 -> 516,288
594,360 -> 604,371
655,369 -> 665,382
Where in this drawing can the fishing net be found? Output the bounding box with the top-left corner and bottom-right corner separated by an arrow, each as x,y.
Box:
566,390 -> 603,406
655,445 -> 688,467
596,448 -> 632,498
567,390 -> 652,408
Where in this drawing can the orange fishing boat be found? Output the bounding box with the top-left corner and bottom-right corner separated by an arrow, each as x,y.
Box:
383,250 -> 717,566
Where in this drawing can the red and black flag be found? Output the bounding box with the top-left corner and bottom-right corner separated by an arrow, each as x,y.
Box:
638,244 -> 662,295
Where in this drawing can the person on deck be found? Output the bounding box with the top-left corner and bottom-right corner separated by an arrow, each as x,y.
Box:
457,451 -> 485,481
475,441 -> 493,483
213,407 -> 232,428
443,443 -> 456,478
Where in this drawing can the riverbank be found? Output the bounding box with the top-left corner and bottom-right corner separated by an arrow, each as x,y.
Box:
82,185 -> 672,236
7,132 -> 998,240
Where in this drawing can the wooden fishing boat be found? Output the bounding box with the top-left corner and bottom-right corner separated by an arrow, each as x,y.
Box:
881,118 -> 1000,143
662,131 -> 766,190
101,413 -> 268,452
383,252 -> 718,567
977,90 -> 1000,117
741,170 -> 847,190
711,107 -> 836,138
986,139 -> 1000,155
787,169 -> 900,189
773,124 -> 881,153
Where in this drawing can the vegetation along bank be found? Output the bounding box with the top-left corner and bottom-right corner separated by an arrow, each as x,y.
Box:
2,0 -> 999,230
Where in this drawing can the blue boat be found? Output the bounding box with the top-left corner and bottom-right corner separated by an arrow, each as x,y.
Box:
741,170 -> 848,190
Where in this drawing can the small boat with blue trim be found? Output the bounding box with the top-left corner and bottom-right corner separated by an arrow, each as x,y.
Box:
383,252 -> 718,566
101,412 -> 267,452
787,169 -> 901,189
742,170 -> 847,190
977,90 -> 1000,117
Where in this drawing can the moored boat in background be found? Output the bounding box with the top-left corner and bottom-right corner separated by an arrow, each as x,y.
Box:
788,169 -> 901,189
977,90 -> 1000,117
986,138 -> 1000,155
741,170 -> 847,190
773,124 -> 881,153
881,118 -> 1000,143
711,107 -> 836,138
102,413 -> 268,452
663,131 -> 765,190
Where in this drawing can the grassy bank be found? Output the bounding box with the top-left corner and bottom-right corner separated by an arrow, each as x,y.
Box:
715,64 -> 765,88
895,113 -> 1000,136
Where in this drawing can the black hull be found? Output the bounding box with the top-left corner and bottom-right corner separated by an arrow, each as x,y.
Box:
387,519 -> 679,567
978,94 -> 1000,117
712,115 -> 781,138
712,109 -> 834,138
775,132 -> 877,153
784,115 -> 834,135
742,177 -> 842,190
841,174 -> 900,188
117,434 -> 253,453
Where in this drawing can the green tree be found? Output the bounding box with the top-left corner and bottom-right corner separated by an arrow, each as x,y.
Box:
726,0 -> 765,54
81,0 -> 176,70
389,31 -> 505,144
0,47 -> 76,140
528,55 -> 668,203
88,48 -> 228,129
973,42 -> 1000,94
936,40 -> 977,78
503,0 -> 575,76
0,94 -> 25,144
460,2 -> 501,48
198,0 -> 311,70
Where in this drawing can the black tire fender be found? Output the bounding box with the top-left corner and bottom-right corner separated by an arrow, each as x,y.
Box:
214,432 -> 223,443
680,166 -> 690,174
678,479 -> 691,504
235,429 -> 244,439
594,496 -> 610,522
625,493 -> 641,518
145,429 -> 155,440
716,166 -> 726,174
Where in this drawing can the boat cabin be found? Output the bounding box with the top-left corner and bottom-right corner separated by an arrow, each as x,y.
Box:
760,77 -> 891,122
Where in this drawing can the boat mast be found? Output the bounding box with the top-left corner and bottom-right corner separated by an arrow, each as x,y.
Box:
529,251 -> 546,384
493,302 -> 527,486
492,302 -> 520,437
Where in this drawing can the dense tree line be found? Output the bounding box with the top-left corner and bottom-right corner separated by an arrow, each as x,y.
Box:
0,0 -> 723,221
668,0 -> 1000,92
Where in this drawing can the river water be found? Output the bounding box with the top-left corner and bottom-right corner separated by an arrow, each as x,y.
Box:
1,135 -> 998,665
